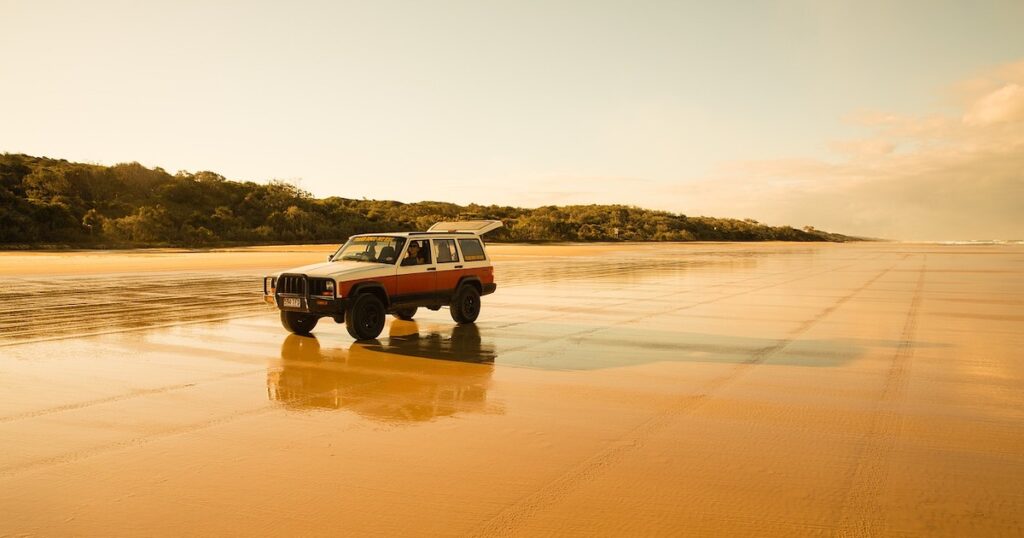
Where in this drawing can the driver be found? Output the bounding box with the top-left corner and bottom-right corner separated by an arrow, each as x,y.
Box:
401,241 -> 427,266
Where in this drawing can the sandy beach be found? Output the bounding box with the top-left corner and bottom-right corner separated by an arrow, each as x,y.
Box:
1,242 -> 1022,536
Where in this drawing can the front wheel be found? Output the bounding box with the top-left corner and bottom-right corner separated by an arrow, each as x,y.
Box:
281,311 -> 319,335
346,293 -> 386,340
450,285 -> 481,324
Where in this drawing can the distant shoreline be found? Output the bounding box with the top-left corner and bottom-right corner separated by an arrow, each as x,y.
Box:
0,242 -> 878,278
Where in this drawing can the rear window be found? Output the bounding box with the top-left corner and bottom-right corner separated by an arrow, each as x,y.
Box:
458,238 -> 486,261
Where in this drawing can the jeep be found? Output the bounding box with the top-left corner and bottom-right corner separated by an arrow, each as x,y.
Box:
263,220 -> 501,340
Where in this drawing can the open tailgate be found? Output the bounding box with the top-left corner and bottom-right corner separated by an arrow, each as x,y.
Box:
427,220 -> 504,235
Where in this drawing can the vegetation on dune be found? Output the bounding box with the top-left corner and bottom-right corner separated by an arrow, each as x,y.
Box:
0,153 -> 857,247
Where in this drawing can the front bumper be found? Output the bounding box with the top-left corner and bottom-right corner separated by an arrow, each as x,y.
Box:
267,294 -> 349,316
265,273 -> 348,317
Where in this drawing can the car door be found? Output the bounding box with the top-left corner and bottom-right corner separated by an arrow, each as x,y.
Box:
432,238 -> 463,299
395,239 -> 437,303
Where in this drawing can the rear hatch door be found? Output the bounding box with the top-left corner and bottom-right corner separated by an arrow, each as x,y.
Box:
427,220 -> 504,234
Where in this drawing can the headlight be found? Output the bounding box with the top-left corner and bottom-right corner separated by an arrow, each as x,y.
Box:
264,277 -> 276,294
325,280 -> 335,297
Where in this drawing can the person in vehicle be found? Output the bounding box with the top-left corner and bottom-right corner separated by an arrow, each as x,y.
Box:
401,241 -> 428,266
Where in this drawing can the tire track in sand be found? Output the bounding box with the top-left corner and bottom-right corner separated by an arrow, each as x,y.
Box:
491,257 -> 873,356
0,376 -> 388,480
468,264 -> 896,537
0,272 -> 267,347
835,257 -> 926,537
0,368 -> 267,424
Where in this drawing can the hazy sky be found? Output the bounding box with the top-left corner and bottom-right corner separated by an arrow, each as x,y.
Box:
2,0 -> 1023,239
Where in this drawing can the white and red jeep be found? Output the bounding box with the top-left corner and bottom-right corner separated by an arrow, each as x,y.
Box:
263,220 -> 501,340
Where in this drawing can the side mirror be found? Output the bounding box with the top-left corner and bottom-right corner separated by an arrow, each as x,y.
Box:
327,255 -> 333,262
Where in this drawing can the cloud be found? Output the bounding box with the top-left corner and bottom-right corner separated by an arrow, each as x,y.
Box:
964,83 -> 1024,126
677,60 -> 1024,240
827,139 -> 897,160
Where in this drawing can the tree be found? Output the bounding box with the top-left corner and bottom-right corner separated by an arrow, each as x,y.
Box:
82,209 -> 104,237
124,205 -> 175,243
24,168 -> 71,201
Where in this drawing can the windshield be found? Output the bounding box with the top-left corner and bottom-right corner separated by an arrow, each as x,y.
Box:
330,236 -> 407,264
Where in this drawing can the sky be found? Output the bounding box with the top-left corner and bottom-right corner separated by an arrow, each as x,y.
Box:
2,0 -> 1022,240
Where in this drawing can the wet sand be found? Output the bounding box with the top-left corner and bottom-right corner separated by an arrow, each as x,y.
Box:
1,242 -> 1022,536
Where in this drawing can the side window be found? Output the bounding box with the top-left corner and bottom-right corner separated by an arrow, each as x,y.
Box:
434,239 -> 459,263
458,238 -> 486,261
401,239 -> 432,266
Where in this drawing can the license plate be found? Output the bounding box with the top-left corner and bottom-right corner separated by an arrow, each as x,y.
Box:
283,297 -> 301,308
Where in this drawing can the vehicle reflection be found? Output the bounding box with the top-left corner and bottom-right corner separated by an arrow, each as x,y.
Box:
268,323 -> 498,422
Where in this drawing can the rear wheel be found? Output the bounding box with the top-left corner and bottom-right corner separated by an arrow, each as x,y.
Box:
346,293 -> 386,340
392,307 -> 417,321
450,285 -> 481,324
281,311 -> 319,335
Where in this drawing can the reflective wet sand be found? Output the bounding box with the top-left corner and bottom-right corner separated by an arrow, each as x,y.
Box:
1,243 -> 1022,536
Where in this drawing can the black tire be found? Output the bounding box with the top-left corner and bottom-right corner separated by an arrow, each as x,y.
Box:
450,285 -> 481,324
392,307 -> 418,321
346,293 -> 386,340
281,311 -> 319,335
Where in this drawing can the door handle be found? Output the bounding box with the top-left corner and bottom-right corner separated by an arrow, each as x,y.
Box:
454,265 -> 463,269
427,267 -> 436,271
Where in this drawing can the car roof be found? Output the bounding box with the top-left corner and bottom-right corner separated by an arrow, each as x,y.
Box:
350,231 -> 480,239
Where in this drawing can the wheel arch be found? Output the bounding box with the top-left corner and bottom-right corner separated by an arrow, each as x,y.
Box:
348,282 -> 390,308
456,276 -> 483,294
